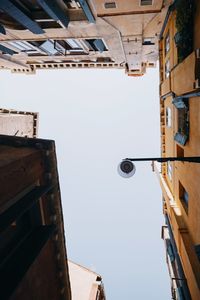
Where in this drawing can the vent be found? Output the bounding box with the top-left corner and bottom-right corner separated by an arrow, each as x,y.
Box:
141,0 -> 153,5
104,2 -> 116,9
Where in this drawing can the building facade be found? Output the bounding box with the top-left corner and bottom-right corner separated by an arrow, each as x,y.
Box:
68,260 -> 106,300
0,0 -> 171,76
0,123 -> 107,299
157,0 -> 200,299
0,134 -> 71,300
0,108 -> 38,137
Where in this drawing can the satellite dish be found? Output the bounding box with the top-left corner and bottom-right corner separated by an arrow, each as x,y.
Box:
118,160 -> 136,178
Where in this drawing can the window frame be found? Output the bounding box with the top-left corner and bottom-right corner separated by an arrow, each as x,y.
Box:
167,161 -> 172,181
104,2 -> 117,9
179,181 -> 189,213
140,0 -> 153,6
165,31 -> 170,55
165,59 -> 170,78
173,97 -> 189,146
166,107 -> 172,128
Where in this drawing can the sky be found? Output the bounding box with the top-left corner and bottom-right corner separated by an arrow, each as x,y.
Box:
0,67 -> 171,299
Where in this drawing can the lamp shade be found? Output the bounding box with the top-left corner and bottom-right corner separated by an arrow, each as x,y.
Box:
118,160 -> 136,178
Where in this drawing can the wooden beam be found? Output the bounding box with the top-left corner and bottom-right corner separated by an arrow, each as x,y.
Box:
0,225 -> 55,300
0,146 -> 44,212
0,185 -> 53,233
0,44 -> 16,55
36,0 -> 70,28
0,0 -> 44,34
77,0 -> 95,23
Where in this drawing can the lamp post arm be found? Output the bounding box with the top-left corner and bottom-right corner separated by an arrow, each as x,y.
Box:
125,157 -> 200,163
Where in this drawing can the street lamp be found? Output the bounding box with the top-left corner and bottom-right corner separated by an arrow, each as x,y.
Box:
118,156 -> 200,178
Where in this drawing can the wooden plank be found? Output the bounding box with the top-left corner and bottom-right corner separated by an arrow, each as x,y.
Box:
0,225 -> 55,300
0,0 -> 44,34
0,146 -> 44,213
0,185 -> 52,233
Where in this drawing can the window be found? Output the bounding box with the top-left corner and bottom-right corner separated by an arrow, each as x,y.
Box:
65,1 -> 81,9
2,37 -> 107,57
165,59 -> 170,78
64,39 -> 86,54
37,40 -> 58,55
54,40 -> 71,55
66,39 -> 82,49
33,40 -> 77,56
104,2 -> 116,9
173,97 -> 189,146
165,32 -> 170,54
85,39 -> 107,52
166,107 -> 172,127
195,245 -> 200,261
167,162 -> 172,181
166,239 -> 175,262
0,43 -> 17,55
5,39 -> 86,56
179,181 -> 189,213
55,39 -> 85,55
142,38 -> 155,45
1,41 -> 45,56
141,0 -> 153,5
8,41 -> 35,52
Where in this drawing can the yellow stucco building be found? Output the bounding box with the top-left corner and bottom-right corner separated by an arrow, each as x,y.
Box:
157,0 -> 200,299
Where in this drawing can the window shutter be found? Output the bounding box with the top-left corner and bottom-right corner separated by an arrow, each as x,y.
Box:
177,287 -> 185,300
172,97 -> 187,109
166,240 -> 175,262
86,39 -> 107,52
174,132 -> 188,145
195,245 -> 200,261
0,44 -> 16,55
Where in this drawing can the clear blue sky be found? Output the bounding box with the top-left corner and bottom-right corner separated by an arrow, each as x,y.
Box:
0,67 -> 170,299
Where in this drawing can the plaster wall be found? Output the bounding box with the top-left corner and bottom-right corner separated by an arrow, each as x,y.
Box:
159,3 -> 200,299
68,261 -> 100,300
0,114 -> 35,137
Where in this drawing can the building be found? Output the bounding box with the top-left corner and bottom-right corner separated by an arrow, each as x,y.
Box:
68,260 -> 106,300
0,0 -> 172,76
157,0 -> 200,299
0,123 -> 107,300
0,108 -> 38,137
0,134 -> 71,300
